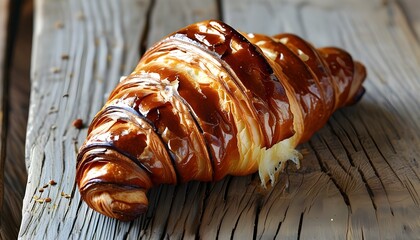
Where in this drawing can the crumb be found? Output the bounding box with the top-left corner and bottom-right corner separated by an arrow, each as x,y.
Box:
42,184 -> 49,188
61,191 -> 72,199
34,195 -> 52,204
49,180 -> 57,186
55,21 -> 64,29
72,118 -> 83,129
61,54 -> 69,60
38,188 -> 44,193
50,67 -> 61,74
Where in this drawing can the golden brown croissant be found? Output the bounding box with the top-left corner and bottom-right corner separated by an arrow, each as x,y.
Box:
76,20 -> 366,221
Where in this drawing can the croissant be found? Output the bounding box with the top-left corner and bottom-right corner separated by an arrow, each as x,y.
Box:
76,20 -> 366,221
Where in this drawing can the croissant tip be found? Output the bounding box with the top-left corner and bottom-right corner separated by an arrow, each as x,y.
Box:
106,196 -> 148,221
81,184 -> 149,221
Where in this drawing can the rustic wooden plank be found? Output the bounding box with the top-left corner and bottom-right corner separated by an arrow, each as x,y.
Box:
145,0 -> 219,48
0,0 -> 29,239
20,0 -> 219,239
21,0 -> 420,239
1,0 -> 33,239
19,0 -> 151,238
0,0 -> 10,228
397,0 -> 420,38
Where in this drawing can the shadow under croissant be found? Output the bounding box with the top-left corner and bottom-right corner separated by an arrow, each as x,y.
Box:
80,163 -> 333,238
114,173 -> 289,235
79,166 -> 297,231
79,104 -> 379,223
77,97 -> 415,237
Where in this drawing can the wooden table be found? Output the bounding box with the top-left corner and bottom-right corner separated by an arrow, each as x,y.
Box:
0,0 -> 32,239
1,0 -> 420,239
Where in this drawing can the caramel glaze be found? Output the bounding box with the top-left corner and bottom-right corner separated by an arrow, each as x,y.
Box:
76,20 -> 367,221
246,33 -> 326,143
137,64 -> 241,181
107,76 -> 213,183
247,33 -> 366,143
171,21 -> 295,147
137,38 -> 270,180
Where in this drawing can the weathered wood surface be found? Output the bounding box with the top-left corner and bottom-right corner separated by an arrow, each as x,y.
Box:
398,0 -> 420,37
19,0 -> 420,239
0,0 -> 32,239
0,0 -> 10,223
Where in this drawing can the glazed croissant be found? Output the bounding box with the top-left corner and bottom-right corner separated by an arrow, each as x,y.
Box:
76,20 -> 366,221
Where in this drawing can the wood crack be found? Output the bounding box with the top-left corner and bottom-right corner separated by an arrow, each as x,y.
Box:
328,117 -> 378,211
67,196 -> 85,237
358,113 -> 401,215
319,127 -> 356,182
139,0 -> 155,56
230,186 -> 258,239
341,110 -> 396,214
296,212 -> 304,240
309,140 -> 352,211
363,128 -> 402,184
355,165 -> 377,210
216,0 -> 224,21
405,176 -> 420,207
195,182 -> 210,239
359,147 -> 395,216
215,204 -> 230,240
160,185 -> 179,238
252,200 -> 261,240
223,176 -> 233,202
273,205 -> 289,240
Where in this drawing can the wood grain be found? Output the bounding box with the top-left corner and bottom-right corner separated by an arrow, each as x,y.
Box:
0,0 -> 9,220
398,0 -> 420,38
20,0 -> 420,239
145,0 -> 219,51
2,1 -> 33,239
